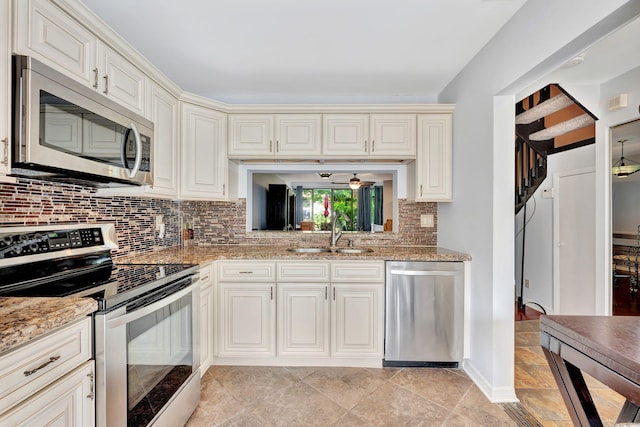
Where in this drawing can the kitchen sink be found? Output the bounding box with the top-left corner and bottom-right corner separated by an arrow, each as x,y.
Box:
335,248 -> 374,254
286,247 -> 331,253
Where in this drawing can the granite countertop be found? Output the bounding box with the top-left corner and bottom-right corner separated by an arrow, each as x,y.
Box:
115,245 -> 471,265
0,297 -> 97,355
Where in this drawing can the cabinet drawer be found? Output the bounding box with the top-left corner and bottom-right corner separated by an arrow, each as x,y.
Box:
0,317 -> 92,414
198,264 -> 212,287
277,261 -> 330,282
217,261 -> 276,282
331,261 -> 385,282
0,360 -> 95,427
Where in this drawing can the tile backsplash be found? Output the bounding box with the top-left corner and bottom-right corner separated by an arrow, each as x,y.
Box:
0,178 -> 437,257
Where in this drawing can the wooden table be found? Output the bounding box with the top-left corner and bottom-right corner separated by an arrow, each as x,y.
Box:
540,315 -> 640,426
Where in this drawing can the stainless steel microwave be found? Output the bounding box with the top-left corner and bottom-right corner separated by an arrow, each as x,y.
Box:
11,55 -> 153,187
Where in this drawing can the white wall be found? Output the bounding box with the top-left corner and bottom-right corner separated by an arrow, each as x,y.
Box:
515,144 -> 596,314
613,180 -> 640,235
437,0 -> 635,401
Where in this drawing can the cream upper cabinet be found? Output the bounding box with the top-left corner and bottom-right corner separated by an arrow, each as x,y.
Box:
228,114 -> 273,157
369,114 -> 417,158
322,114 -> 369,157
148,83 -> 179,197
97,42 -> 147,116
227,114 -> 321,159
274,115 -> 322,157
1,1 -> 11,177
14,0 -> 147,115
180,102 -> 228,200
15,0 -> 97,87
415,114 -> 453,201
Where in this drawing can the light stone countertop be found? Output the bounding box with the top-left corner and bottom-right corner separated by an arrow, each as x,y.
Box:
0,245 -> 468,355
114,245 -> 471,265
0,297 -> 97,355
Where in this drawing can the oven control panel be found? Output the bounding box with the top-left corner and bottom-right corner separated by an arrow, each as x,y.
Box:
0,227 -> 105,258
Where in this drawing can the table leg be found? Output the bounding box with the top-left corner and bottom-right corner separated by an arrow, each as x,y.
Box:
542,346 -> 603,426
617,399 -> 640,423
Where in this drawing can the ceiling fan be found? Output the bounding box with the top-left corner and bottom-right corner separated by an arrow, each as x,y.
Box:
331,173 -> 376,189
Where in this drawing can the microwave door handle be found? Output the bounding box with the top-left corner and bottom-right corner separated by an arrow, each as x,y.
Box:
128,122 -> 142,178
120,127 -> 131,169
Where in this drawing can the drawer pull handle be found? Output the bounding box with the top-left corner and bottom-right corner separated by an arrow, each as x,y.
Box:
238,271 -> 254,274
24,356 -> 61,377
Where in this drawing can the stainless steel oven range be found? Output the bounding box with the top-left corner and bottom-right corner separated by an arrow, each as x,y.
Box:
0,223 -> 201,427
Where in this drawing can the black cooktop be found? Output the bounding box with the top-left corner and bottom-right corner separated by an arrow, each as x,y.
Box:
0,251 -> 197,311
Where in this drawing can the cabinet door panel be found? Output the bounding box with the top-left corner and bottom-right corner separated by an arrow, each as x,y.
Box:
99,43 -> 146,116
1,0 -> 10,175
370,114 -> 416,158
148,83 -> 179,196
277,283 -> 329,357
199,265 -> 213,375
227,114 -> 273,158
323,114 -> 369,156
331,283 -> 383,357
416,114 -> 453,201
219,283 -> 275,357
275,115 -> 322,157
181,103 -> 227,199
16,0 -> 97,86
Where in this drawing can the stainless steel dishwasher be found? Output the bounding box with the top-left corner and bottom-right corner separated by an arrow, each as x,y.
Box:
384,261 -> 464,367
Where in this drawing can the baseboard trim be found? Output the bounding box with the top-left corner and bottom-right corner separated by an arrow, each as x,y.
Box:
463,359 -> 518,403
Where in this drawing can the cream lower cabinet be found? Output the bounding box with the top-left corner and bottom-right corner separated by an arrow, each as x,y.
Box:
219,283 -> 276,357
0,361 -> 95,426
217,261 -> 277,358
330,262 -> 385,358
0,317 -> 94,426
215,260 -> 383,366
277,261 -> 330,357
198,263 -> 214,376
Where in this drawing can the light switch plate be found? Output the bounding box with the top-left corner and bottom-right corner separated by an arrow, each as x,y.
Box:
420,214 -> 434,228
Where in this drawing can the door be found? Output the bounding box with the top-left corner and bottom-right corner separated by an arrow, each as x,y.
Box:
553,168 -> 596,314
416,114 -> 453,201
369,114 -> 416,158
277,283 -> 329,357
219,283 -> 276,357
181,103 -> 227,200
323,114 -> 369,157
331,283 -> 383,357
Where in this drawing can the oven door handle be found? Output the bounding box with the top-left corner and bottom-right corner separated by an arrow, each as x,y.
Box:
107,282 -> 194,328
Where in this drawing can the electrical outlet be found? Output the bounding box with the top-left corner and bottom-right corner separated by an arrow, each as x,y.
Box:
155,215 -> 163,231
420,214 -> 434,228
525,279 -> 530,288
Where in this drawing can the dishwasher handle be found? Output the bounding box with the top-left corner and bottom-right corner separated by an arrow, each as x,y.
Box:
389,270 -> 459,276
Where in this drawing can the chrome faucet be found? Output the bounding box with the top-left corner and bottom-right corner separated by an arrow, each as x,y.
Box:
330,212 -> 350,250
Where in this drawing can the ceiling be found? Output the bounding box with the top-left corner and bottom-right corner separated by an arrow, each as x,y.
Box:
80,0 -> 527,103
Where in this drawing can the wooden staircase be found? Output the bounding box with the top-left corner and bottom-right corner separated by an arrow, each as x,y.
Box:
515,84 -> 597,214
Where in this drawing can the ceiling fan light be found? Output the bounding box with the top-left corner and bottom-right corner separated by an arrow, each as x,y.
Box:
318,173 -> 332,180
612,164 -> 640,177
349,174 -> 361,190
612,140 -> 640,178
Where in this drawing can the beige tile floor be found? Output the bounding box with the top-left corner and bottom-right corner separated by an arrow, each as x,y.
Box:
185,365 -> 517,426
514,320 -> 627,426
185,320 -> 629,426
